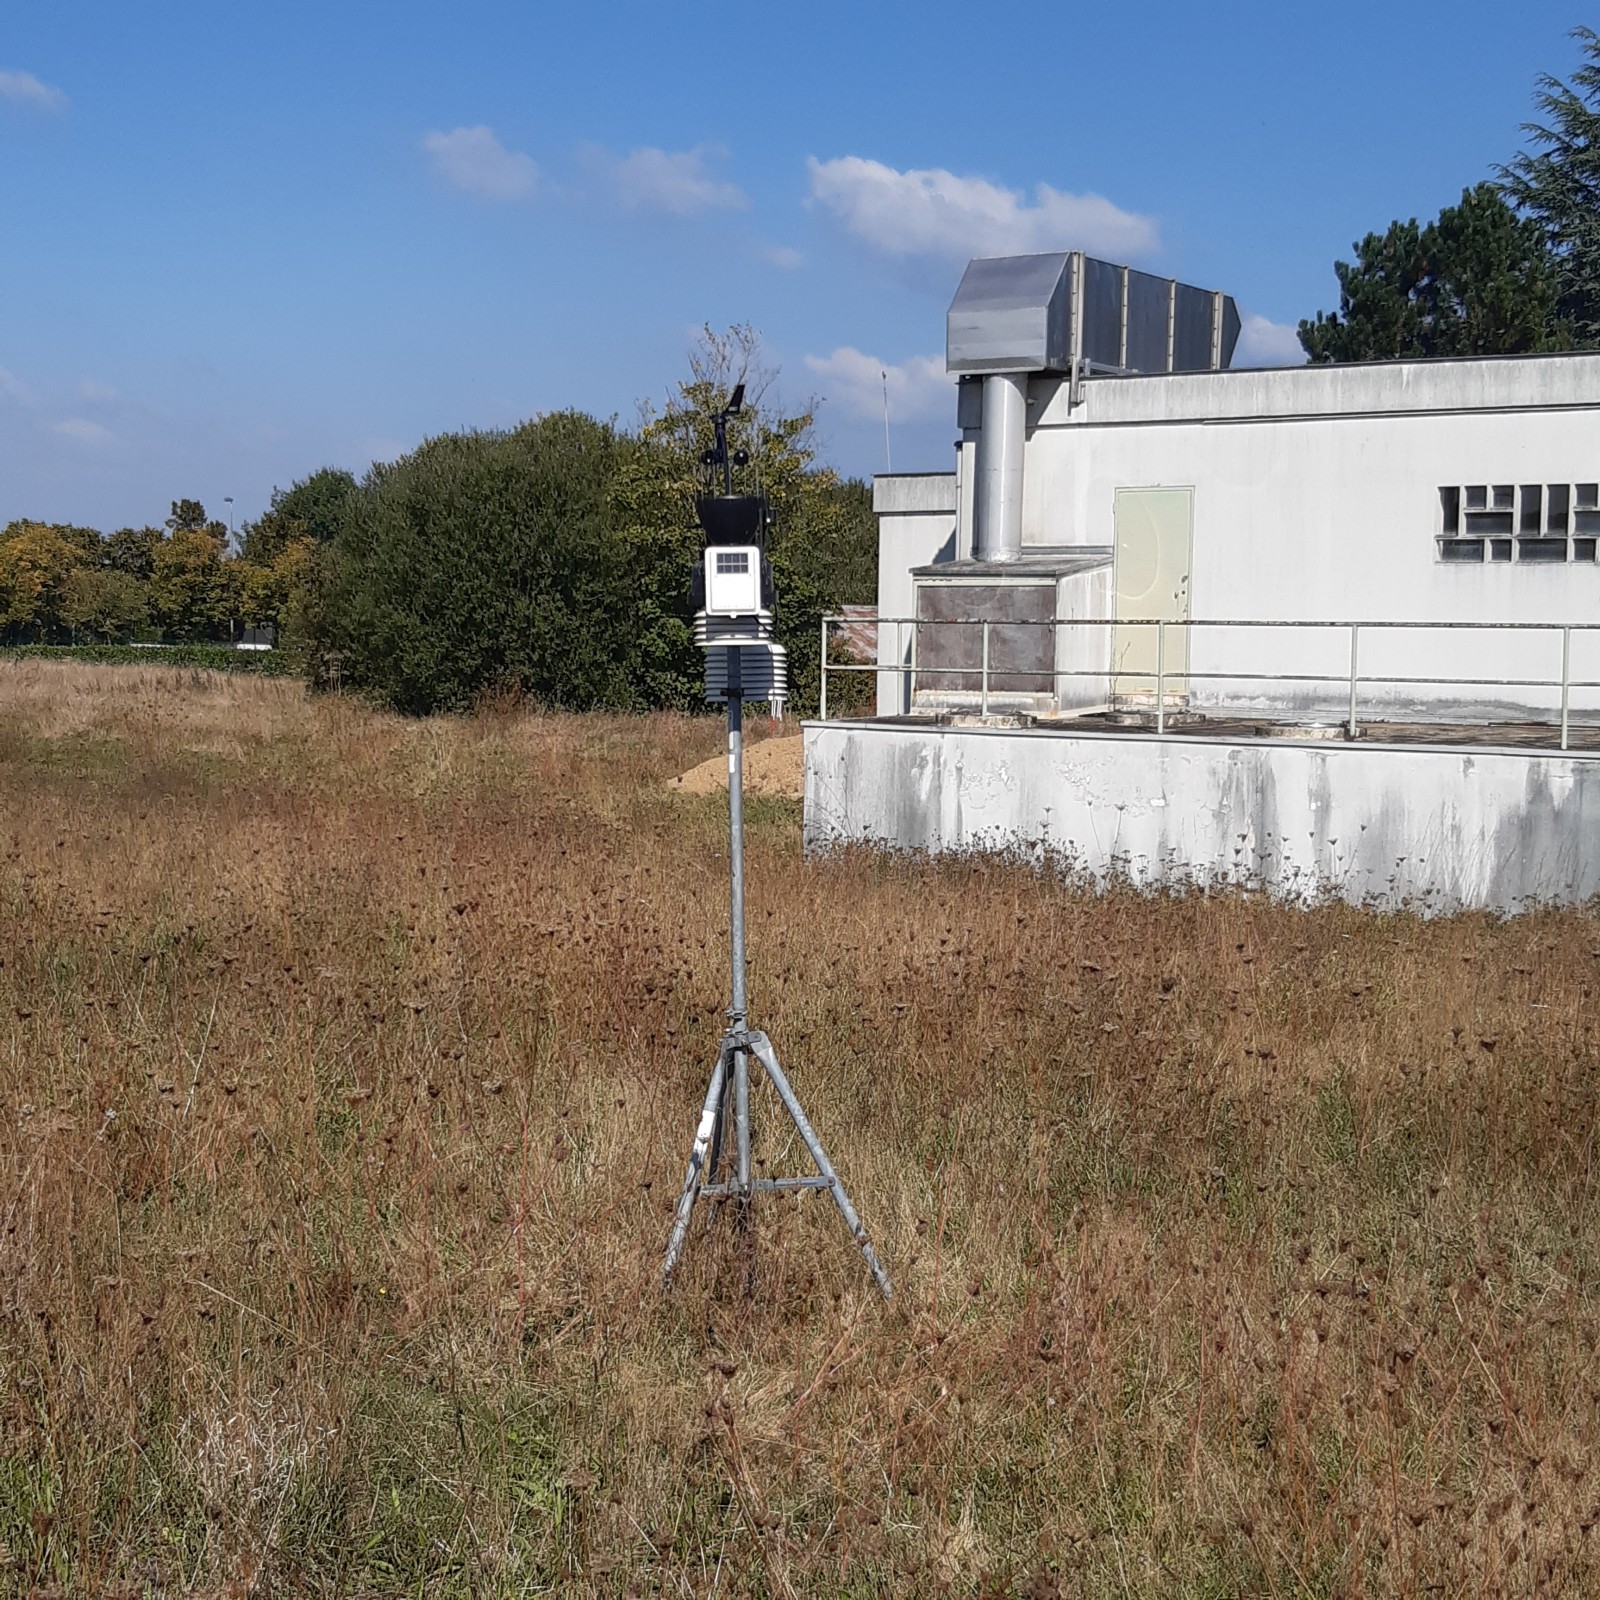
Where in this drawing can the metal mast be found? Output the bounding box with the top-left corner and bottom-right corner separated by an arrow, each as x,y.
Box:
661,388 -> 892,1300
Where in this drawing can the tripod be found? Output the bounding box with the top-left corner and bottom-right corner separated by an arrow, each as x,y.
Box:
661,666 -> 892,1300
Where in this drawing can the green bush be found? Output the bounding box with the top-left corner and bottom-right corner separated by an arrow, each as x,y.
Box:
313,413 -> 638,716
303,336 -> 879,718
0,643 -> 298,676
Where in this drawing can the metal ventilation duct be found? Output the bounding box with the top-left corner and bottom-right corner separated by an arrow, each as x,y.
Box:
974,373 -> 1027,562
948,252 -> 1241,564
946,252 -> 1076,375
946,252 -> 1241,377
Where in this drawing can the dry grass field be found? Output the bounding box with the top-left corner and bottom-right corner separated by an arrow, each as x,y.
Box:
2,661 -> 1599,1598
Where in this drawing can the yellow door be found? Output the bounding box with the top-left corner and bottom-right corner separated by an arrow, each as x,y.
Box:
1113,487 -> 1192,704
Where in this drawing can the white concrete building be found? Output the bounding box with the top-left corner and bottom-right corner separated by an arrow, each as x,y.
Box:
876,352 -> 1600,723
810,251 -> 1600,912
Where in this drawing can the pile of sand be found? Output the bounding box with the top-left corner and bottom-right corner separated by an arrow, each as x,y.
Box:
668,734 -> 803,800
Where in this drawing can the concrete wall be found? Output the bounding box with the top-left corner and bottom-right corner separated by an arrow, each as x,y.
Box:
804,720 -> 1600,915
1056,565 -> 1113,712
929,353 -> 1600,720
873,474 -> 958,714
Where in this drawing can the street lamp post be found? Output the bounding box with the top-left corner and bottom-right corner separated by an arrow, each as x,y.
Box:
223,498 -> 237,643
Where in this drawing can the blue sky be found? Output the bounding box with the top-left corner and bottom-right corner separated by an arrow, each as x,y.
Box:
1,1 -> 1588,532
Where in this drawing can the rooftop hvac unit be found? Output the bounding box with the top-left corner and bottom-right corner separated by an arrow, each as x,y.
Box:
946,251 -> 1241,378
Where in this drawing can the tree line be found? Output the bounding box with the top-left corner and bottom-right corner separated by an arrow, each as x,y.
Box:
0,491 -> 325,648
1300,27 -> 1600,361
4,328 -> 877,717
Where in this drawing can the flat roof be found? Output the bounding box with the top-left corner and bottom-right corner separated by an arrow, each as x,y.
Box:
821,711 -> 1600,760
910,551 -> 1110,579
1029,348 -> 1600,429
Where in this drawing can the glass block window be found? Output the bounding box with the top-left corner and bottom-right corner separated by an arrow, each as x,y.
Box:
1438,484 -> 1600,563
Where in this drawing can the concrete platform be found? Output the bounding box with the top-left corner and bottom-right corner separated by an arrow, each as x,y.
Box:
803,717 -> 1600,916
1039,710 -> 1600,754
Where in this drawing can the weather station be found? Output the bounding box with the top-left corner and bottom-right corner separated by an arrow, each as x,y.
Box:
662,384 -> 892,1299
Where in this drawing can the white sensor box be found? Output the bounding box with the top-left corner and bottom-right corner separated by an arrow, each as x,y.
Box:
704,546 -> 761,616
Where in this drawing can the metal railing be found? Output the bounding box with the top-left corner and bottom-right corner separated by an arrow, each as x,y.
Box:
818,615 -> 1600,750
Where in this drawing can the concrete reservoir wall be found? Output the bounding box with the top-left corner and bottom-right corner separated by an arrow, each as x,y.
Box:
803,721 -> 1600,916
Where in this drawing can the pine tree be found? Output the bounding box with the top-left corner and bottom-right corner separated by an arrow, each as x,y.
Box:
1499,25 -> 1600,346
1299,184 -> 1558,362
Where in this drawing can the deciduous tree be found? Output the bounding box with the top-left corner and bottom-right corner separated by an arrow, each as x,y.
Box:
103,525 -> 162,582
236,536 -> 315,638
167,499 -> 213,536
150,523 -> 231,641
61,567 -> 148,642
241,469 -> 357,565
0,521 -> 99,641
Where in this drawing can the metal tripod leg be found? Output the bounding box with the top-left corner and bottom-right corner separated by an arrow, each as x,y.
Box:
704,1030 -> 738,1226
662,1040 -> 731,1284
662,665 -> 890,1299
747,1031 -> 893,1300
707,1037 -> 733,1182
734,1037 -> 751,1223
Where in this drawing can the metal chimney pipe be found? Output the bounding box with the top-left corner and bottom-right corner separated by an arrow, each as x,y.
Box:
974,373 -> 1026,562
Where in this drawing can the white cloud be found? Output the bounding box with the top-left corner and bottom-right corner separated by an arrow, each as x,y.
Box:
761,244 -> 804,271
586,144 -> 746,215
0,366 -> 32,403
1233,313 -> 1306,367
807,155 -> 1158,265
54,418 -> 115,446
0,71 -> 68,113
79,378 -> 118,401
423,125 -> 537,201
805,347 -> 951,423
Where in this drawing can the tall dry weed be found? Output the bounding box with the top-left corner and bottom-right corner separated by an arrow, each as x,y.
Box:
0,660 -> 1596,1597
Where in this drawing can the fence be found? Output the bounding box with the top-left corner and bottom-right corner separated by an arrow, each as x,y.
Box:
818,616 -> 1600,750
